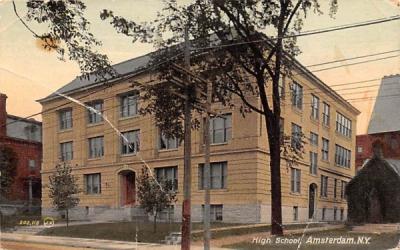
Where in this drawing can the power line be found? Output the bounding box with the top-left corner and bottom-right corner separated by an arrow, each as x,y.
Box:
306,49 -> 400,68
191,15 -> 400,51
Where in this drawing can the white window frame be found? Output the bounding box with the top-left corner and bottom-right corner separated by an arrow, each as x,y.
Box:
155,166 -> 178,190
87,101 -> 104,124
322,138 -> 329,161
121,130 -> 140,155
60,141 -> 73,161
321,175 -> 328,198
159,132 -> 179,150
59,109 -> 73,130
88,136 -> 104,158
120,92 -> 139,118
322,102 -> 330,126
311,95 -> 320,120
310,151 -> 318,175
335,144 -> 351,168
85,173 -> 101,194
291,123 -> 302,150
199,162 -> 227,190
290,168 -> 301,193
310,132 -> 318,146
209,114 -> 232,144
336,112 -> 352,137
291,82 -> 303,110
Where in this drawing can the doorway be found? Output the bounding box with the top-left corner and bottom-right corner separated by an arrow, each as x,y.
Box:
119,170 -> 136,206
309,183 -> 317,219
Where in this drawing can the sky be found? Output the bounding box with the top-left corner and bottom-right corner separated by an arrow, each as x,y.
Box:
0,0 -> 399,134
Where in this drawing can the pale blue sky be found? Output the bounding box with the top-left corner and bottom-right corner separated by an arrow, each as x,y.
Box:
0,0 -> 399,133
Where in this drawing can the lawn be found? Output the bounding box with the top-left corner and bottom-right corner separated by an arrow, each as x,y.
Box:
224,229 -> 400,250
38,221 -> 239,243
38,221 -> 327,244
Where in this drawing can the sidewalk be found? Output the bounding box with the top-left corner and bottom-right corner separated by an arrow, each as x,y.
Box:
205,224 -> 345,247
0,233 -> 230,250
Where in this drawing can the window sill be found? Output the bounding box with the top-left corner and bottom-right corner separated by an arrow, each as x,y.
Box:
322,123 -> 330,129
335,131 -> 352,140
211,142 -> 229,146
321,159 -> 330,163
291,106 -> 303,115
119,115 -> 140,121
87,157 -> 104,161
87,122 -> 104,128
84,193 -> 102,196
290,192 -> 301,196
198,188 -> 228,192
58,128 -> 73,133
158,148 -> 179,153
120,153 -> 138,157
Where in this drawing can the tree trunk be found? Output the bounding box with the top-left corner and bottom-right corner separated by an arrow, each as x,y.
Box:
265,115 -> 283,236
66,209 -> 69,228
153,212 -> 157,233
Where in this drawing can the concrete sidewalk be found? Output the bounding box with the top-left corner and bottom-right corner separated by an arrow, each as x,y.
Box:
0,233 -> 230,250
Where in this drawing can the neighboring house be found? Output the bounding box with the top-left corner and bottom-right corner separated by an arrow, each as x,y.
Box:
0,93 -> 42,204
356,75 -> 400,171
38,52 -> 359,224
347,142 -> 400,223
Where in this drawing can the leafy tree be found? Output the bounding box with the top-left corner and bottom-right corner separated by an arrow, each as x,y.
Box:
137,166 -> 177,233
101,0 -> 336,235
18,0 -> 338,235
0,146 -> 18,199
48,162 -> 80,227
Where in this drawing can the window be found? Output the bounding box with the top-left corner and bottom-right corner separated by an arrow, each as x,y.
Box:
334,207 -> 337,221
59,109 -> 73,130
120,92 -> 138,117
322,102 -> 330,126
159,132 -> 179,150
293,206 -> 299,221
341,181 -> 347,199
321,175 -> 328,198
291,123 -> 302,150
121,130 -> 140,155
290,168 -> 301,193
28,159 -> 36,170
310,132 -> 318,146
199,162 -> 227,190
357,146 -> 363,153
85,173 -> 101,194
322,138 -> 329,161
88,136 -> 104,158
310,152 -> 318,175
279,118 -> 284,144
60,141 -> 73,161
335,145 -> 351,168
322,208 -> 326,221
202,204 -> 223,222
291,82 -> 303,109
336,112 -> 352,137
279,77 -> 285,99
311,95 -> 320,120
87,101 -> 104,124
340,208 -> 344,221
209,114 -> 232,144
334,179 -> 338,199
155,166 -> 178,190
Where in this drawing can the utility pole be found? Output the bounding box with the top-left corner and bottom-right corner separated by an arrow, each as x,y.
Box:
181,25 -> 192,250
203,80 -> 212,250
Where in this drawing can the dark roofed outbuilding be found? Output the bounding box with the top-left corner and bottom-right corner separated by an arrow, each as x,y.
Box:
346,156 -> 400,223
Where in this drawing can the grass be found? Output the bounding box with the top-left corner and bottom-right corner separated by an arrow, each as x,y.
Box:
223,228 -> 400,250
38,220 -> 328,244
38,221 -> 239,243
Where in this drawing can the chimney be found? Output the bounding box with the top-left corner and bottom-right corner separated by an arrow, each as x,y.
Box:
0,93 -> 7,137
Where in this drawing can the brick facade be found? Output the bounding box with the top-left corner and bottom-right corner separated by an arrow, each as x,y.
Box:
0,93 -> 42,202
356,132 -> 400,171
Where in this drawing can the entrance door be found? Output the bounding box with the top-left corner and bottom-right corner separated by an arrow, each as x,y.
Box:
309,184 -> 317,219
120,171 -> 136,206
